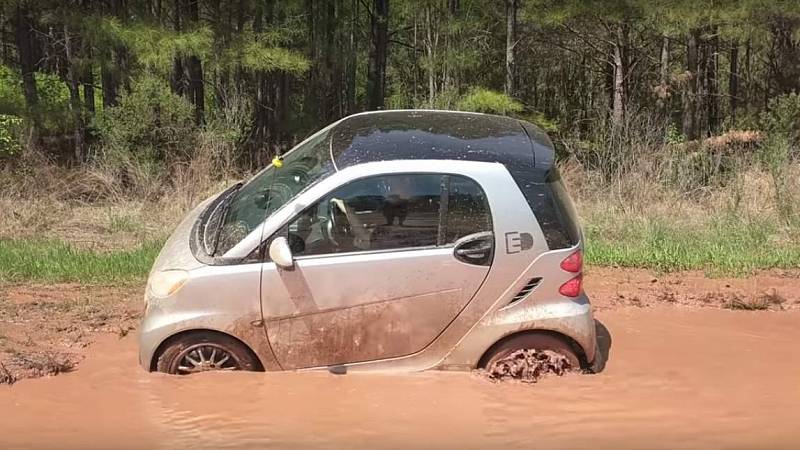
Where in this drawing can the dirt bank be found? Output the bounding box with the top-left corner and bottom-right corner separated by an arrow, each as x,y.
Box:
2,306 -> 799,448
587,267 -> 800,310
0,284 -> 141,383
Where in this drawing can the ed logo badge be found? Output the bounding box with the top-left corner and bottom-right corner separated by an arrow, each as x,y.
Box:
505,231 -> 533,254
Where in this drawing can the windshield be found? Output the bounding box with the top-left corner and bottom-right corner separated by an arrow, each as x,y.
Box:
211,130 -> 335,255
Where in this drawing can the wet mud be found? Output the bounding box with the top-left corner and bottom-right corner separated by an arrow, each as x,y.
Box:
485,349 -> 572,383
2,306 -> 800,448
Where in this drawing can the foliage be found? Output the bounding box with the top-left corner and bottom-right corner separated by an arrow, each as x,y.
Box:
0,66 -> 25,114
0,115 -> 23,157
0,0 -> 798,278
240,40 -> 310,74
119,22 -> 214,73
455,89 -> 523,116
93,75 -> 197,163
761,93 -> 800,146
665,123 -> 685,145
0,65 -> 72,131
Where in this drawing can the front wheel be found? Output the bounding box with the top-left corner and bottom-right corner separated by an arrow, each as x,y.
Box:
155,332 -> 261,375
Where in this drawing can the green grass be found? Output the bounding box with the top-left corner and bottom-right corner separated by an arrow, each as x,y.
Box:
1,213 -> 799,283
0,239 -> 162,283
584,215 -> 800,275
108,214 -> 144,233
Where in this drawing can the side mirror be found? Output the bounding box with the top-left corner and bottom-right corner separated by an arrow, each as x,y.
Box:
269,237 -> 294,269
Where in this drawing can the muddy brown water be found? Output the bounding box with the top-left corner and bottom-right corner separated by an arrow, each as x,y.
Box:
2,307 -> 799,449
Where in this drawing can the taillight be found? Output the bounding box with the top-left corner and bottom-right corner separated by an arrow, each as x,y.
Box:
559,274 -> 583,297
560,250 -> 582,273
559,250 -> 583,297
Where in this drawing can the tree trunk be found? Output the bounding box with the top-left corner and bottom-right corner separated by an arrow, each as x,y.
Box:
611,24 -> 628,129
729,43 -> 739,125
171,0 -> 186,96
744,38 -> 752,111
13,5 -> 40,129
83,63 -> 95,115
707,26 -> 720,134
682,30 -> 699,140
151,0 -> 163,21
305,0 -> 319,121
82,43 -> 95,116
504,0 -> 517,97
366,0 -> 389,110
345,0 -> 357,114
252,0 -> 270,155
697,31 -> 708,136
326,0 -> 341,119
425,5 -> 436,105
658,35 -> 670,117
186,0 -> 204,124
768,16 -> 800,95
64,25 -> 85,163
101,62 -> 119,108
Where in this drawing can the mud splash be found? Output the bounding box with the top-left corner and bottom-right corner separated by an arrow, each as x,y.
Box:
485,349 -> 572,383
2,306 -> 800,449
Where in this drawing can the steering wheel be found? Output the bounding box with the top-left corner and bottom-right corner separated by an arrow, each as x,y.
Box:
327,198 -> 351,245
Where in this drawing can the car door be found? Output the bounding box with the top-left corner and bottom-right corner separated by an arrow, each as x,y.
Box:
259,173 -> 495,369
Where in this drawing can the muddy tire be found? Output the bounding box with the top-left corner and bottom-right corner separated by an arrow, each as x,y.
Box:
155,331 -> 261,375
481,333 -> 581,370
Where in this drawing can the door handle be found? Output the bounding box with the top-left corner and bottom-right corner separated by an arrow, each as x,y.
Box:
453,232 -> 494,266
455,244 -> 492,257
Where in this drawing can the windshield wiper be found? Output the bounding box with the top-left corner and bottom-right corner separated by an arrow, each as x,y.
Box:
210,182 -> 243,256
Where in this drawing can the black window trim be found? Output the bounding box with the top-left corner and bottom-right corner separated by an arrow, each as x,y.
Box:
258,171 -> 493,262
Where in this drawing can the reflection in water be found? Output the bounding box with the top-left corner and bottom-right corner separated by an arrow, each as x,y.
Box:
3,307 -> 800,449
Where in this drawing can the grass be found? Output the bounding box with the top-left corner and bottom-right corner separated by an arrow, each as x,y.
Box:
0,239 -> 162,283
1,215 -> 798,284
108,213 -> 144,233
584,214 -> 800,275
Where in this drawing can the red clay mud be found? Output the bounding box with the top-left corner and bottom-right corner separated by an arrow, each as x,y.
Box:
485,349 -> 572,383
1,269 -> 800,447
2,307 -> 800,448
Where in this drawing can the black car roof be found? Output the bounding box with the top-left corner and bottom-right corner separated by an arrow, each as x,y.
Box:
329,110 -> 555,180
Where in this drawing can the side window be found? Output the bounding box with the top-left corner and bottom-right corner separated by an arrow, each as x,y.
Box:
445,175 -> 492,243
287,174 -> 443,257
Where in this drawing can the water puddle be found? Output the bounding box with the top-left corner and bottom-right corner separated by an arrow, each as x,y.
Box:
2,307 -> 799,448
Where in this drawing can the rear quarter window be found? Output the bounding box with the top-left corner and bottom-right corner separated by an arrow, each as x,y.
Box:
445,175 -> 492,243
548,174 -> 581,247
513,167 -> 581,250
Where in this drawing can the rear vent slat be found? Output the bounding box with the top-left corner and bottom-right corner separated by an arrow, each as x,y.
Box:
508,277 -> 542,305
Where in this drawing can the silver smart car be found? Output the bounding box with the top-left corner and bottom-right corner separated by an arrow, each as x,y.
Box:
139,110 -> 597,375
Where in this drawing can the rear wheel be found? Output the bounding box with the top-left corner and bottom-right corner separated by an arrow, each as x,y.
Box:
481,333 -> 581,370
155,332 -> 261,375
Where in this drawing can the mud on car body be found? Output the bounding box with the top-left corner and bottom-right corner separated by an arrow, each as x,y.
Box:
139,110 -> 598,375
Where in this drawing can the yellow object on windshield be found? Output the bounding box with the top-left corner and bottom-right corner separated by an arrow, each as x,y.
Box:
272,156 -> 283,168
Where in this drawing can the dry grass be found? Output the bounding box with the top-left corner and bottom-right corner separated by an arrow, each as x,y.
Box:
1,125 -> 799,277
722,293 -> 786,311
0,361 -> 15,385
0,144 -> 238,250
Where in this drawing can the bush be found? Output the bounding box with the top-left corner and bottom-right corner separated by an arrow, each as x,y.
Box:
455,88 -> 523,115
93,75 -> 197,164
761,93 -> 800,149
667,131 -> 762,191
0,114 -> 22,157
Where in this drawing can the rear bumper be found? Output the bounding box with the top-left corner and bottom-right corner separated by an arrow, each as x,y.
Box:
438,292 -> 598,370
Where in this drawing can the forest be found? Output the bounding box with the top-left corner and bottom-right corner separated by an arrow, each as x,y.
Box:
0,0 -> 799,279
